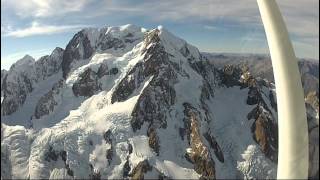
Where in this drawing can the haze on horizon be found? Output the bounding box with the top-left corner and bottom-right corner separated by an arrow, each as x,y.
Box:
1,0 -> 319,70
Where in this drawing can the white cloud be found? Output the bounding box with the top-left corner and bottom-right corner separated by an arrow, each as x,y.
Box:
98,0 -> 261,23
97,0 -> 318,39
1,0 -> 318,59
1,0 -> 92,18
3,0 -> 318,41
114,0 -> 317,58
4,22 -> 85,37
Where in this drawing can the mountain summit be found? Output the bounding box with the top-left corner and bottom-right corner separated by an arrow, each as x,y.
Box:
1,25 -> 319,179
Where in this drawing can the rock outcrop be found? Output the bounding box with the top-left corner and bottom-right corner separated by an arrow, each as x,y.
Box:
183,103 -> 216,179
72,68 -> 100,97
34,79 -> 64,119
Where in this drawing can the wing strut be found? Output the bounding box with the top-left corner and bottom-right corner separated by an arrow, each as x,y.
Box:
257,0 -> 309,179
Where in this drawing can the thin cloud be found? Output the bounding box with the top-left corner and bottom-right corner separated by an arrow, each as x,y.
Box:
96,0 -> 318,40
1,0 -> 318,59
204,25 -> 218,31
3,0 -> 318,40
1,0 -> 92,18
4,22 -> 86,37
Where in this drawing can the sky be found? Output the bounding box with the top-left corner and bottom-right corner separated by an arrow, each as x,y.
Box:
1,0 -> 319,70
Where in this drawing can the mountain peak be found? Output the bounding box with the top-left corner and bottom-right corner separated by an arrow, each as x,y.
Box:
119,24 -> 142,31
10,55 -> 35,70
20,54 -> 34,62
52,47 -> 64,54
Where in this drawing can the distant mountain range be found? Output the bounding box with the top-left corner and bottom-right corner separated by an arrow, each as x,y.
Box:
202,52 -> 319,96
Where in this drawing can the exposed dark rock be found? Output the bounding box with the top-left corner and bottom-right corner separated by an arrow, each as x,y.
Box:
22,75 -> 33,92
34,79 -> 64,119
239,73 -> 279,163
184,151 -> 194,164
109,67 -> 119,75
123,158 -> 131,178
180,43 -> 190,57
193,154 -> 215,179
125,32 -> 134,38
130,160 -> 152,180
1,69 -> 8,86
44,146 -> 74,177
1,96 -> 20,116
106,148 -> 113,165
103,130 -> 113,144
200,83 -> 212,101
247,106 -> 261,120
111,29 -> 171,104
44,146 -> 59,162
1,74 -> 31,116
111,62 -> 145,103
128,143 -> 133,154
72,68 -> 100,97
179,127 -> 186,141
89,140 -> 93,146
103,130 -> 114,164
269,90 -> 277,111
203,132 -> 224,163
183,103 -> 216,179
97,35 -> 125,51
62,30 -> 94,79
147,127 -> 160,155
251,113 -> 278,162
218,65 -> 242,87
247,87 -> 260,105
97,64 -> 119,78
97,64 -> 109,78
182,103 -> 201,144
190,59 -> 217,102
59,151 -> 66,163
114,30 -> 177,132
35,47 -> 64,79
66,164 -> 74,177
130,79 -> 175,131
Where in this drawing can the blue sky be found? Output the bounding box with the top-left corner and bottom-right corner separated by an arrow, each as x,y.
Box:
1,0 -> 319,70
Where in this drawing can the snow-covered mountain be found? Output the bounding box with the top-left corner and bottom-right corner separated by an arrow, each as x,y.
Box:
1,25 -> 319,179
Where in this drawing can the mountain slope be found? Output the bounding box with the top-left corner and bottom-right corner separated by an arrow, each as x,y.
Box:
1,25 -> 318,179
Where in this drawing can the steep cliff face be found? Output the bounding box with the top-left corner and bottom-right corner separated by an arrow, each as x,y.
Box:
1,25 -> 318,179
1,69 -> 8,99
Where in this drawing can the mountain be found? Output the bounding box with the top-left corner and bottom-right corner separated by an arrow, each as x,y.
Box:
1,25 -> 319,179
202,52 -> 319,96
